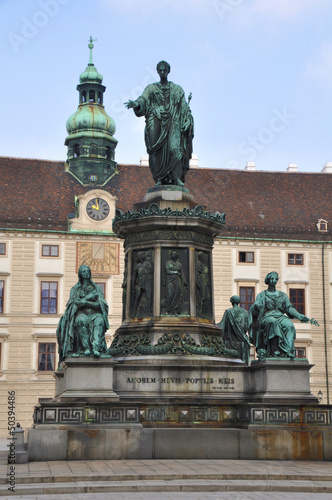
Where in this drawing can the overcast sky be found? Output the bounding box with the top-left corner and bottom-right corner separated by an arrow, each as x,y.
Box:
2,0 -> 332,172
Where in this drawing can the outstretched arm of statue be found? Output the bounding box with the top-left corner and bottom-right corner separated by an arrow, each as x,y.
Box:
289,306 -> 319,326
300,315 -> 320,326
124,100 -> 139,109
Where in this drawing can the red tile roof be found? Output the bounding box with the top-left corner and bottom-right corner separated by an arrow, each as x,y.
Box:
0,156 -> 330,240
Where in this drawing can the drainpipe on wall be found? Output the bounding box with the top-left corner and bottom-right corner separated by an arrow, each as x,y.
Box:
322,242 -> 330,404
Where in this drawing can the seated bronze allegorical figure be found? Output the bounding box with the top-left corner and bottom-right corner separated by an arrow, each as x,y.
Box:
56,265 -> 109,363
249,271 -> 319,360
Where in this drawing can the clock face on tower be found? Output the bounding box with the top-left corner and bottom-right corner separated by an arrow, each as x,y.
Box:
86,197 -> 110,221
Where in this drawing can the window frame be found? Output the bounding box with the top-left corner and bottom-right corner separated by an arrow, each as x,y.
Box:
295,346 -> 307,359
289,287 -> 305,316
0,280 -> 4,314
238,251 -> 255,264
41,244 -> 60,258
239,286 -> 255,311
288,253 -> 304,266
37,342 -> 56,372
40,281 -> 58,314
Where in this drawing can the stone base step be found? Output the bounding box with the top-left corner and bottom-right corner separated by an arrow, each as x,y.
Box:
1,479 -> 332,496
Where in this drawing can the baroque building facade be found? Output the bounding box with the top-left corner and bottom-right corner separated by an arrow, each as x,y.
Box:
0,46 -> 331,437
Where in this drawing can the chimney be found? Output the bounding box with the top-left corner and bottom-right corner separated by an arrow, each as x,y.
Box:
140,155 -> 149,166
287,162 -> 298,172
189,153 -> 199,168
245,161 -> 256,171
322,162 -> 332,173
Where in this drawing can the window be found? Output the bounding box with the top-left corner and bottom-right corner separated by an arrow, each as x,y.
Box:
38,343 -> 56,371
0,243 -> 5,255
295,347 -> 306,358
41,282 -> 58,314
288,253 -> 303,265
74,144 -> 80,158
317,219 -> 328,232
239,286 -> 255,311
97,91 -> 102,104
89,90 -> 95,102
289,288 -> 305,315
42,245 -> 59,257
81,90 -> 86,103
239,251 -> 254,263
106,146 -> 112,160
0,281 -> 4,314
95,282 -> 105,297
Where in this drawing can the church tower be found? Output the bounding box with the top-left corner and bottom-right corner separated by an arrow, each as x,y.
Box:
65,37 -> 118,186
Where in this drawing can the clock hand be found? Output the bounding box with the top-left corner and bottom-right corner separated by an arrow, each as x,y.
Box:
91,198 -> 100,210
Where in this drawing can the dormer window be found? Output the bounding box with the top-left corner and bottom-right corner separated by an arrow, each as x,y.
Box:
81,91 -> 86,103
89,90 -> 95,102
317,219 -> 328,232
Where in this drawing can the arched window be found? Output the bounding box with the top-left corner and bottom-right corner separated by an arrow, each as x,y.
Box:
97,92 -> 102,104
106,146 -> 112,160
90,143 -> 97,156
89,90 -> 95,102
81,91 -> 86,103
73,144 -> 80,158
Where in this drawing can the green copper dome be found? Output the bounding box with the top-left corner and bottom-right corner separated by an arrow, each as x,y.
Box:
65,37 -> 116,138
66,105 -> 116,137
64,37 -> 118,186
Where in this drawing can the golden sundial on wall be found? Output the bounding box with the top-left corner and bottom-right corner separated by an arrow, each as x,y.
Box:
77,242 -> 119,275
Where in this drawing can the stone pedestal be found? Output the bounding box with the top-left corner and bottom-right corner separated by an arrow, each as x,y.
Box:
248,359 -> 318,404
28,186 -> 331,461
29,354 -> 331,461
54,358 -> 119,402
111,186 -> 230,357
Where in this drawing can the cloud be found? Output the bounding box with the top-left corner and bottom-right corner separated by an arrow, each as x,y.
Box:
305,40 -> 332,86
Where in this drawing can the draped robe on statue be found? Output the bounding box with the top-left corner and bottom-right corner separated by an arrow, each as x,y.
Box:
219,307 -> 250,364
57,281 -> 109,362
134,81 -> 194,184
249,290 -> 297,358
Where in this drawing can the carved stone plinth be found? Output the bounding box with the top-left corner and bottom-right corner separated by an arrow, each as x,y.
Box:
112,187 -> 229,358
54,358 -> 119,402
248,359 -> 318,404
29,357 -> 330,461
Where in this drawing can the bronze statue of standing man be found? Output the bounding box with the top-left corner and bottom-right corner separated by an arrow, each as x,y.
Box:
125,61 -> 194,187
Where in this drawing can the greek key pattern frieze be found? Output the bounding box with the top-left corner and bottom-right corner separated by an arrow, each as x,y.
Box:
34,404 -> 332,427
34,406 -> 140,425
304,410 -> 329,425
251,407 -> 332,425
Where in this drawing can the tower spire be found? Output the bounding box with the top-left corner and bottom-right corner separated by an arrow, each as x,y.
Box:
64,40 -> 118,186
88,36 -> 97,66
